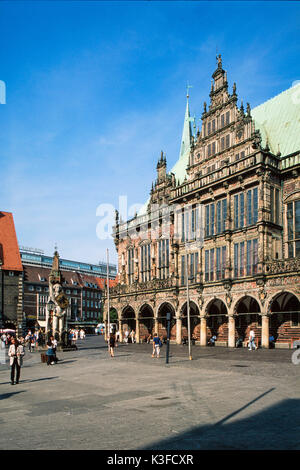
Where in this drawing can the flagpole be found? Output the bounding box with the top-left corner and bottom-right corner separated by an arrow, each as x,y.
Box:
107,248 -> 110,353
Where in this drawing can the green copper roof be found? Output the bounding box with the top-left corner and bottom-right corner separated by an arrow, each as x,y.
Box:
179,98 -> 193,159
170,96 -> 193,184
251,82 -> 300,157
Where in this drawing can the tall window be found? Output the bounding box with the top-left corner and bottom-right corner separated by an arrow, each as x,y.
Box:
270,187 -> 281,225
234,193 -> 245,229
234,242 -> 245,277
205,248 -> 215,281
207,142 -> 216,157
216,199 -> 227,234
182,205 -> 200,241
141,244 -> 151,282
205,199 -> 226,236
234,239 -> 258,277
247,187 -> 258,225
246,239 -> 258,275
181,252 -> 199,286
128,248 -> 134,284
181,210 -> 185,242
225,134 -> 230,149
158,239 -> 169,280
216,246 -> 227,280
287,200 -> 300,257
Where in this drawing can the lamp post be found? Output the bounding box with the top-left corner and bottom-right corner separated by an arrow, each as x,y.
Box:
166,312 -> 171,364
185,255 -> 192,361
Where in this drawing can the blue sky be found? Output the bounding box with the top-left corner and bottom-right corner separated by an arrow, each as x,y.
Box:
0,1 -> 299,265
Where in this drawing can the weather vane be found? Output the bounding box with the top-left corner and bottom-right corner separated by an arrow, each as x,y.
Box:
186,82 -> 193,98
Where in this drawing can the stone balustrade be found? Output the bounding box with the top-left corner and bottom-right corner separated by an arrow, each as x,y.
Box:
265,258 -> 300,275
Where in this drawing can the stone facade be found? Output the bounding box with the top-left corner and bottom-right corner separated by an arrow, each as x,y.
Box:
104,57 -> 300,349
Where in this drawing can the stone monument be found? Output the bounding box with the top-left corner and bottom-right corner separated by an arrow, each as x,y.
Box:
46,250 -> 69,346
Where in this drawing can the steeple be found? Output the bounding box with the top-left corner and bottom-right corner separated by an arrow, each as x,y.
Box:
49,248 -> 61,284
179,91 -> 193,159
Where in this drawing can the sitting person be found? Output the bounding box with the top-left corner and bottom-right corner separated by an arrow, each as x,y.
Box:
208,335 -> 216,346
235,337 -> 243,348
46,340 -> 55,365
269,335 -> 275,349
146,334 -> 152,344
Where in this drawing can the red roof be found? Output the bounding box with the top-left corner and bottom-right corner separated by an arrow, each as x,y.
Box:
0,212 -> 23,271
96,277 -> 118,289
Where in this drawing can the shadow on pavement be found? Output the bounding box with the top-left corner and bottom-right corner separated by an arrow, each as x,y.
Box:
0,391 -> 25,400
143,390 -> 300,450
20,377 -> 59,384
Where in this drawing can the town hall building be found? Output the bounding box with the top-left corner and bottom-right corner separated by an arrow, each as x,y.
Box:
104,56 -> 300,349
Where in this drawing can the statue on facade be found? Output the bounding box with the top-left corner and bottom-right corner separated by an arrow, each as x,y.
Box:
45,250 -> 69,346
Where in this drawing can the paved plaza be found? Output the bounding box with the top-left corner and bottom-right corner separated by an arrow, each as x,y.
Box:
0,335 -> 299,450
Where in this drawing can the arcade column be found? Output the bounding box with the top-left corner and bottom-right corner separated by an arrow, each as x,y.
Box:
228,314 -> 236,348
200,315 -> 207,346
176,315 -> 182,345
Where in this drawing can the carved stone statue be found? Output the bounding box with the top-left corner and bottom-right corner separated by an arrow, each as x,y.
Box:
45,250 -> 69,345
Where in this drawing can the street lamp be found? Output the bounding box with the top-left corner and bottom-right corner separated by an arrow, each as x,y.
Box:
165,312 -> 171,364
185,256 -> 192,361
183,204 -> 204,361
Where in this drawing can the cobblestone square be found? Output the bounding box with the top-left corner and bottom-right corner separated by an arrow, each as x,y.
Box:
0,336 -> 299,450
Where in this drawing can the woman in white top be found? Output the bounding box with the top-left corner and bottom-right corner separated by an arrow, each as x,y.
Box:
8,338 -> 25,385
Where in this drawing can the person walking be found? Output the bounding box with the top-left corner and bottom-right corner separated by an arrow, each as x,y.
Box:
124,329 -> 129,344
67,329 -> 73,347
1,333 -> 7,349
115,330 -> 120,348
79,329 -> 85,340
152,333 -> 162,358
37,329 -> 44,350
8,337 -> 25,385
31,335 -> 36,353
109,333 -> 116,358
130,329 -> 135,344
248,329 -> 257,350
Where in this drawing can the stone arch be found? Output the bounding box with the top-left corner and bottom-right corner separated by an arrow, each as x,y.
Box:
205,298 -> 228,343
233,296 -> 261,343
266,289 -> 300,314
121,305 -> 136,334
180,301 -> 201,341
268,291 -> 300,344
156,301 -> 176,319
156,302 -> 176,341
138,303 -> 154,341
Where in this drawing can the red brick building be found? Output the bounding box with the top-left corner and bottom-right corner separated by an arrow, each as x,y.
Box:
0,211 -> 23,330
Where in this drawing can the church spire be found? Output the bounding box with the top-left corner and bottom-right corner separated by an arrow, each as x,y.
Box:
179,90 -> 193,159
